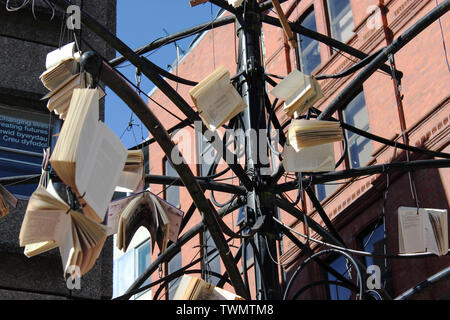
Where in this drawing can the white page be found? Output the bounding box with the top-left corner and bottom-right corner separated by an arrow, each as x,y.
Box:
197,79 -> 240,130
115,166 -> 143,193
58,222 -> 77,275
283,143 -> 335,173
19,209 -> 69,248
398,207 -> 425,253
424,208 -> 448,255
45,42 -> 77,70
76,122 -> 127,221
270,69 -> 309,101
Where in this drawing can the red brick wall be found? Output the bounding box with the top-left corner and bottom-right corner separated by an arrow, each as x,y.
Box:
148,0 -> 450,300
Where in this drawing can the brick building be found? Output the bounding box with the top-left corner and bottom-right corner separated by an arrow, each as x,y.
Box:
0,0 -> 116,299
134,0 -> 449,300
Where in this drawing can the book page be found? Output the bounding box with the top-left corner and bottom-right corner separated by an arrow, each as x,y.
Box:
76,122 -> 127,222
398,207 -> 425,254
106,194 -> 137,236
0,184 -> 18,208
154,194 -> 184,243
424,208 -> 448,256
282,143 -> 335,173
59,223 -> 77,276
196,79 -> 241,130
45,42 -> 76,70
24,241 -> 59,257
270,69 -> 309,101
115,165 -> 144,193
19,209 -> 69,249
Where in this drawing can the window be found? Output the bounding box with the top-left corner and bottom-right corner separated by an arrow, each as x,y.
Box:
342,91 -> 372,169
327,0 -> 355,43
316,183 -> 338,202
168,251 -> 182,299
203,229 -> 221,285
326,255 -> 352,300
359,222 -> 393,296
297,8 -> 321,75
113,239 -> 151,299
164,159 -> 179,207
0,105 -> 57,197
136,239 -> 151,293
113,249 -> 135,298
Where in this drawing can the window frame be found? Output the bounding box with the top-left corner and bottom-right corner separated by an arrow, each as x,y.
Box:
325,0 -> 355,43
341,90 -> 373,169
296,6 -> 322,75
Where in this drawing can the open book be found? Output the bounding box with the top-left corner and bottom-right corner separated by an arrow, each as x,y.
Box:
115,150 -> 145,193
50,88 -> 127,223
398,207 -> 448,256
40,43 -> 105,120
288,119 -> 343,151
0,184 -> 18,217
19,180 -> 107,277
282,142 -> 336,173
114,191 -> 183,254
173,275 -> 245,300
190,65 -> 247,131
270,69 -> 323,117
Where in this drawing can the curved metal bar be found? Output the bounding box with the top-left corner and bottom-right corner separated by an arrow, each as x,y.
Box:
395,266 -> 450,300
283,248 -> 364,300
291,280 -> 359,300
49,0 -> 253,191
275,219 -> 360,292
113,195 -> 247,300
76,52 -> 249,299
110,15 -> 236,67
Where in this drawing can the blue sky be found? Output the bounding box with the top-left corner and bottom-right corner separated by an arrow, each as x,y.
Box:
105,1 -> 220,148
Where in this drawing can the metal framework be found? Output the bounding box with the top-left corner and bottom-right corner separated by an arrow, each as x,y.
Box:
5,0 -> 450,300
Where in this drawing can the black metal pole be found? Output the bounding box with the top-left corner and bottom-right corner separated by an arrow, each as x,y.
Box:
237,0 -> 282,300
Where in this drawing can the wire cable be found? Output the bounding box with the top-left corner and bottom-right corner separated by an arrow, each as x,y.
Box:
273,217 -> 450,259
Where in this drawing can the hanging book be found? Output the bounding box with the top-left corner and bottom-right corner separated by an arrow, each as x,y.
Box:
50,88 -> 127,223
190,65 -> 247,131
173,275 -> 245,300
398,206 -> 448,256
40,43 -> 105,120
270,69 -> 322,117
115,149 -> 145,193
288,119 -> 343,151
115,191 -> 183,254
227,0 -> 244,8
282,142 -> 336,173
19,180 -> 107,277
0,184 -> 18,218
44,42 -> 81,71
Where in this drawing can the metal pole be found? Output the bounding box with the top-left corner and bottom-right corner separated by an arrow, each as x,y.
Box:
237,0 -> 282,300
